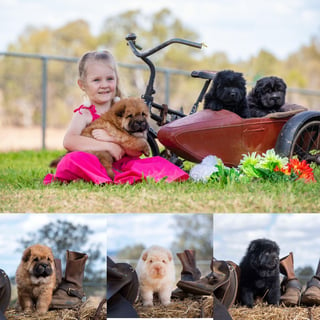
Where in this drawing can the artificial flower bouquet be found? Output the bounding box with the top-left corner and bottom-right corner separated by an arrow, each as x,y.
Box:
189,149 -> 316,184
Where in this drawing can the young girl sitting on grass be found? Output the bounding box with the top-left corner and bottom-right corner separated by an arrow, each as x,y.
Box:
44,50 -> 188,184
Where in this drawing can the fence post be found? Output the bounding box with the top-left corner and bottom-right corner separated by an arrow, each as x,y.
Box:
165,70 -> 170,106
41,57 -> 48,149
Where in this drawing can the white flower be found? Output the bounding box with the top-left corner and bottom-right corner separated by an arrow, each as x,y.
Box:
189,155 -> 220,182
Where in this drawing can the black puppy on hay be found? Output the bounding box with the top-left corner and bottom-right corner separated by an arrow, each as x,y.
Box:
239,238 -> 280,308
203,70 -> 250,118
247,76 -> 287,117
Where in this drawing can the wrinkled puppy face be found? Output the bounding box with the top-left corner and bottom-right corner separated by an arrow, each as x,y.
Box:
22,245 -> 55,285
248,239 -> 280,277
113,98 -> 149,136
214,70 -> 246,107
255,77 -> 286,109
142,248 -> 173,279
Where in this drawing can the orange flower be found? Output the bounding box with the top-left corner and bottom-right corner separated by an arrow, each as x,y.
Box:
277,158 -> 316,182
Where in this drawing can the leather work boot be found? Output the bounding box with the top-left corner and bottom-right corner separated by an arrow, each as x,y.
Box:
280,252 -> 302,306
54,258 -> 62,286
50,250 -> 88,309
301,258 -> 320,306
0,269 -> 11,318
172,249 -> 202,299
177,258 -> 215,295
214,260 -> 239,309
107,256 -> 139,303
176,249 -> 201,281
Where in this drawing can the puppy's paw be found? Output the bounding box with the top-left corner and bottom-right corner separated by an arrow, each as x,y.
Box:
22,307 -> 33,314
160,299 -> 171,306
159,290 -> 172,306
142,300 -> 153,307
143,144 -> 150,156
36,308 -> 49,316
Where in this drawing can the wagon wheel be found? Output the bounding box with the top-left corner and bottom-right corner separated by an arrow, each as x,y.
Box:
289,120 -> 320,164
147,129 -> 184,167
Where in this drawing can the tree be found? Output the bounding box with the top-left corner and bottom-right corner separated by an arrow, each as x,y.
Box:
17,219 -> 105,282
170,214 -> 213,260
115,244 -> 146,261
296,265 -> 314,287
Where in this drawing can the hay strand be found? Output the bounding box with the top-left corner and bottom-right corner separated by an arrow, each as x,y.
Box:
5,297 -> 106,320
135,296 -> 213,318
230,303 -> 320,320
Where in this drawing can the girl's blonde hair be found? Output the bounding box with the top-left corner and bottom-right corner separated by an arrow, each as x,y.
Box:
78,50 -> 124,100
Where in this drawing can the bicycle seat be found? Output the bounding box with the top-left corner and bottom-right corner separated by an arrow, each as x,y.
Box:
191,70 -> 217,80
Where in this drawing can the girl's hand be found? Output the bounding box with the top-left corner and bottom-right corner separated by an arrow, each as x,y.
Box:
108,143 -> 125,161
92,129 -> 112,142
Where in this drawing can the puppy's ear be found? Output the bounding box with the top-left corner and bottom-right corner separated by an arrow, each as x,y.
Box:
280,79 -> 287,90
248,242 -> 257,253
112,100 -> 126,118
22,248 -> 32,262
142,251 -> 148,261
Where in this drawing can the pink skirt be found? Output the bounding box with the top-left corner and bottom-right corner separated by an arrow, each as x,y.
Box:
43,152 -> 189,185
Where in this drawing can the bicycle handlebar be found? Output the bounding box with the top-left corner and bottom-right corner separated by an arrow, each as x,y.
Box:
126,33 -> 203,58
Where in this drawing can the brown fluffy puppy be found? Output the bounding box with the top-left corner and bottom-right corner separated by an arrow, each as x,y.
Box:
16,244 -> 56,315
50,97 -> 150,180
81,97 -> 150,179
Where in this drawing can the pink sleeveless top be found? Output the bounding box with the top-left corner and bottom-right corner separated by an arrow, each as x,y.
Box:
73,105 -> 100,121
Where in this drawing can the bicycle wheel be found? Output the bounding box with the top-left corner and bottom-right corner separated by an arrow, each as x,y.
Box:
289,120 -> 320,164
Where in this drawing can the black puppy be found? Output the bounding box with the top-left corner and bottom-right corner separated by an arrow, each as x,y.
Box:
204,70 -> 250,118
248,76 -> 287,117
239,238 -> 280,308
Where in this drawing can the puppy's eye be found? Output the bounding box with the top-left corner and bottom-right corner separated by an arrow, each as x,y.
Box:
33,257 -> 39,262
126,114 -> 133,119
149,259 -> 153,263
162,260 -> 167,264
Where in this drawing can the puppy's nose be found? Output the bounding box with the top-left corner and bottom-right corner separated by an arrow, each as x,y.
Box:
270,93 -> 280,100
133,120 -> 149,132
37,263 -> 52,276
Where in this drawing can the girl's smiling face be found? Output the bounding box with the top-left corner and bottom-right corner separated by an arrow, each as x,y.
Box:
79,60 -> 117,108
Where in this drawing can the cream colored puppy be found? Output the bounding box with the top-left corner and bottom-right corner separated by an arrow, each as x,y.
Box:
136,245 -> 175,306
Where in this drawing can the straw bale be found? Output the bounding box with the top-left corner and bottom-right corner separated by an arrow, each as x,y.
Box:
5,297 -> 106,320
230,303 -> 320,320
135,296 -> 213,318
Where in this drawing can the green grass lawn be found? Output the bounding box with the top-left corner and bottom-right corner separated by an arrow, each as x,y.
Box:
1,150 -> 320,213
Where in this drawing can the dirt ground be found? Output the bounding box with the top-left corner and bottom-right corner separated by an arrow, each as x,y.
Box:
0,126 -> 66,151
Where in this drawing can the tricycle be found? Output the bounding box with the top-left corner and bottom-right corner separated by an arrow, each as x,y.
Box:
126,33 -> 320,167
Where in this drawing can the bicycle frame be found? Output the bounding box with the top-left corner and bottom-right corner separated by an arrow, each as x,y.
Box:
126,33 -> 205,127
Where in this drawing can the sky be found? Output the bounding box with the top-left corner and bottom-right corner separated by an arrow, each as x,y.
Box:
1,0 -> 319,61
214,213 -> 320,272
0,214 -> 107,277
107,213 -> 179,253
